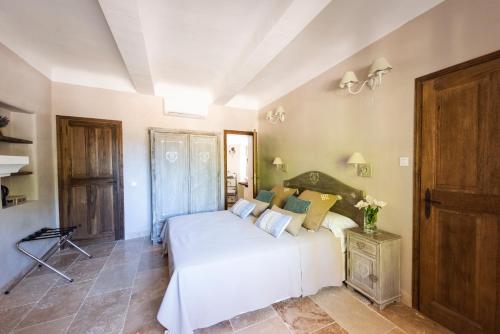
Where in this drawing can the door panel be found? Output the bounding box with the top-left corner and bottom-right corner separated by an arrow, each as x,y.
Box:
57,116 -> 124,242
151,132 -> 190,241
190,134 -> 219,213
417,55 -> 500,334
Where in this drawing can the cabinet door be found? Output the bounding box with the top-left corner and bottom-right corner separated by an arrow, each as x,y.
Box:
151,132 -> 189,241
189,134 -> 219,213
349,250 -> 378,298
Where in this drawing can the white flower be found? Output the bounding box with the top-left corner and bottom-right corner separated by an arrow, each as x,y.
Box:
355,200 -> 369,209
365,195 -> 375,205
357,195 -> 387,210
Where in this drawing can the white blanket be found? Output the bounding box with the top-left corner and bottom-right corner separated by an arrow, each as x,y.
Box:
157,210 -> 343,334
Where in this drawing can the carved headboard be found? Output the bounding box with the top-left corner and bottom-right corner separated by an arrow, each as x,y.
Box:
283,171 -> 365,225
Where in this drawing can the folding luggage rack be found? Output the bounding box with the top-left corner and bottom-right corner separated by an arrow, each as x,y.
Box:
15,226 -> 92,283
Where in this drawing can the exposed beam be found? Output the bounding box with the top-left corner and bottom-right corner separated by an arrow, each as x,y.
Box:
213,0 -> 331,106
98,0 -> 154,94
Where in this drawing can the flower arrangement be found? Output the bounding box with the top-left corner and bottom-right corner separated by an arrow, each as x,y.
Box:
355,195 -> 387,233
0,116 -> 9,135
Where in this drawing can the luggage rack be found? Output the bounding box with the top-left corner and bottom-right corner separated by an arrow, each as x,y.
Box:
15,227 -> 92,283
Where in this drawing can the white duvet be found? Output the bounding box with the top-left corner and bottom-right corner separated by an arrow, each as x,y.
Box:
157,210 -> 344,334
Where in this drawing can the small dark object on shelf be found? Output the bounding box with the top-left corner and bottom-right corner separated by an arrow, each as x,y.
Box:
0,115 -> 9,135
1,185 -> 8,207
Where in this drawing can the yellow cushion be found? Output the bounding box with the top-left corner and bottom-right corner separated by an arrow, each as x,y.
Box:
298,190 -> 338,231
270,186 -> 298,208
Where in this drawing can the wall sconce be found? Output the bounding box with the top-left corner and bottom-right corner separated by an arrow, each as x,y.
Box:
266,106 -> 285,124
272,157 -> 286,172
340,57 -> 392,95
347,152 -> 372,177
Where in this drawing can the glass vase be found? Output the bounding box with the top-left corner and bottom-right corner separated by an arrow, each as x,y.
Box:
363,212 -> 378,234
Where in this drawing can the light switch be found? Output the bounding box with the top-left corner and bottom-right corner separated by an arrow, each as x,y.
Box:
399,157 -> 409,167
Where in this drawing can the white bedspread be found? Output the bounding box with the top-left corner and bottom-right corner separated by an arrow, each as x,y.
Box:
157,210 -> 343,334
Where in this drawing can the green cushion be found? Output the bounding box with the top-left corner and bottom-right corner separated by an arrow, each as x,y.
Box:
255,190 -> 275,203
284,196 -> 311,214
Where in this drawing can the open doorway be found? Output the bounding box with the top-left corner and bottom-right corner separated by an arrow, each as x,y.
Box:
223,130 -> 256,209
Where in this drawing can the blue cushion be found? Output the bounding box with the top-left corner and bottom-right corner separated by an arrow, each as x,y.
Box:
229,199 -> 256,219
255,209 -> 292,238
284,196 -> 311,214
255,190 -> 275,203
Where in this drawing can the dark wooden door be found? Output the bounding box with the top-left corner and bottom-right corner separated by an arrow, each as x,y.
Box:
415,52 -> 500,334
57,116 -> 124,242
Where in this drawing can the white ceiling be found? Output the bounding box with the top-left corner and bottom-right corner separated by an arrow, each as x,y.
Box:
0,0 -> 442,112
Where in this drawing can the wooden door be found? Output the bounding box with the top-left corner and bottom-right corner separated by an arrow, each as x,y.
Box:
414,52 -> 500,334
150,131 -> 190,242
57,116 -> 124,242
189,134 -> 219,213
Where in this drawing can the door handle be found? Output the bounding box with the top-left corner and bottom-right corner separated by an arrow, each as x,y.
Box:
424,188 -> 441,219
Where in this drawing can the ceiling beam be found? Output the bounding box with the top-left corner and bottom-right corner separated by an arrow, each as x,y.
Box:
213,0 -> 331,107
98,0 -> 154,94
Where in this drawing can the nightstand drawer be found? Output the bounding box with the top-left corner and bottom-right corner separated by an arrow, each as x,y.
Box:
349,237 -> 377,257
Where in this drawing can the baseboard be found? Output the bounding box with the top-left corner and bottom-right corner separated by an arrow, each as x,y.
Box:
125,230 -> 150,240
400,289 -> 411,306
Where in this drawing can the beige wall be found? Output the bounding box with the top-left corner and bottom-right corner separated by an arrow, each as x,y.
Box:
51,83 -> 257,239
257,0 -> 500,305
0,44 -> 57,289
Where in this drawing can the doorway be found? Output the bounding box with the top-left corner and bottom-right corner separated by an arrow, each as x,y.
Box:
57,116 -> 124,242
223,130 -> 256,209
413,51 -> 500,333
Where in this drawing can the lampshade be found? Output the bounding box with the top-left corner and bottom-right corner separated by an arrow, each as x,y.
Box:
347,152 -> 366,164
272,157 -> 283,165
368,57 -> 392,78
339,71 -> 359,88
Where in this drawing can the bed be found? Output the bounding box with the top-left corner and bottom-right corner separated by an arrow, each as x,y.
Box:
157,171 -> 364,334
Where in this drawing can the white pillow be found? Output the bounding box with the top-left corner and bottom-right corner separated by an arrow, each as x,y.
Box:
255,209 -> 292,238
321,212 -> 358,251
230,199 -> 256,219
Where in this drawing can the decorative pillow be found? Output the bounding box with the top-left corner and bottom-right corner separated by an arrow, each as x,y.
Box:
247,198 -> 270,217
321,212 -> 358,252
229,199 -> 256,219
284,196 -> 311,214
270,186 -> 298,208
298,190 -> 339,231
272,205 -> 306,236
255,190 -> 275,203
255,209 -> 292,238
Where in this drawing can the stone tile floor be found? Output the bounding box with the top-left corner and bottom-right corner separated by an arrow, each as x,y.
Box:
0,238 -> 453,334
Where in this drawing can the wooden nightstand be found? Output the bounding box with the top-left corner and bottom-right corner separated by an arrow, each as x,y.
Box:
346,227 -> 401,310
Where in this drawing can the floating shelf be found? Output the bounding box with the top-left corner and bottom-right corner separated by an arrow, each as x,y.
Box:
2,200 -> 33,210
0,101 -> 35,114
0,135 -> 33,144
8,171 -> 33,176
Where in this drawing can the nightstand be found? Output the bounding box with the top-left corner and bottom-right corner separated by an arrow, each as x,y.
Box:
346,227 -> 401,310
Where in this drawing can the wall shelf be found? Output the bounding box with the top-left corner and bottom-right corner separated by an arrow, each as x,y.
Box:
0,135 -> 33,144
8,171 -> 33,176
2,200 -> 33,210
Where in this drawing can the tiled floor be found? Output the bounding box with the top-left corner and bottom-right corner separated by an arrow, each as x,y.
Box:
0,238 -> 453,334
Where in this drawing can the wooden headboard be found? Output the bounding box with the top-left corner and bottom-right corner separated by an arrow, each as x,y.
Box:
283,171 -> 365,225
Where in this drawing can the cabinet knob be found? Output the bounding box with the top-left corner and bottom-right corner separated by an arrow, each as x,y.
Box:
369,274 -> 378,282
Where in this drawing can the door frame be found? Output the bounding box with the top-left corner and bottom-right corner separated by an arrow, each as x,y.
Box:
412,50 -> 500,308
223,130 -> 257,209
56,115 -> 125,240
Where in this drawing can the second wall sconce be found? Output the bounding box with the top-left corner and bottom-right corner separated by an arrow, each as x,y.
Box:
272,157 -> 286,172
266,106 -> 286,124
347,152 -> 372,177
340,57 -> 392,95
